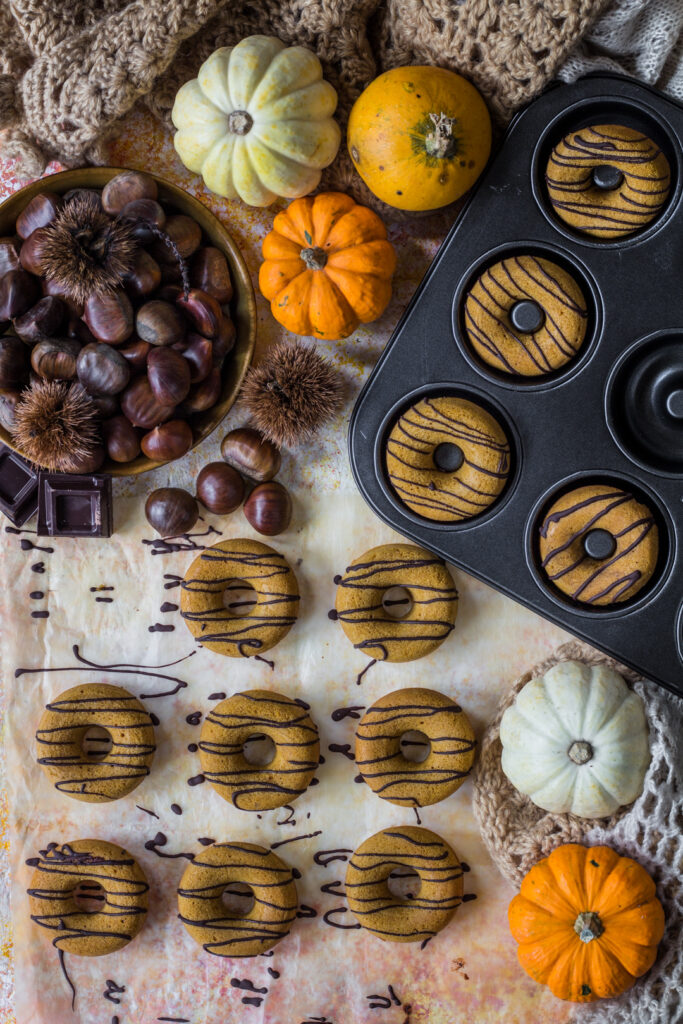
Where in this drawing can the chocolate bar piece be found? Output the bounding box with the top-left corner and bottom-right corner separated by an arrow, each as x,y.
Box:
0,443 -> 39,527
37,472 -> 113,538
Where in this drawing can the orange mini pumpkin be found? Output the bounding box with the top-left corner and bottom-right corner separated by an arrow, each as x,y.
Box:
508,844 -> 664,1002
259,192 -> 396,340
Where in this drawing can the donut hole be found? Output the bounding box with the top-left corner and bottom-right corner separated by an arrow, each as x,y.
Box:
221,881 -> 255,917
72,879 -> 106,913
222,580 -> 257,617
399,729 -> 431,763
81,725 -> 113,762
243,733 -> 276,767
382,586 -> 413,619
387,866 -> 422,901
433,442 -> 464,473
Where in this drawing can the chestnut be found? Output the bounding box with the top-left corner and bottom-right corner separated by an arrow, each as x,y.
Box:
140,419 -> 193,461
123,249 -> 161,299
19,228 -> 49,276
147,346 -> 191,405
77,343 -> 130,396
0,337 -> 29,388
176,287 -> 221,339
136,299 -> 186,347
156,283 -> 182,304
179,366 -> 221,414
42,275 -> 84,318
102,170 -> 158,215
63,188 -> 103,208
182,333 -> 213,383
212,313 -> 236,367
159,261 -> 183,286
0,238 -> 21,276
0,269 -> 40,320
66,316 -> 97,346
31,337 -> 82,381
119,337 -> 152,372
88,393 -> 120,418
196,462 -> 244,515
120,375 -> 174,429
122,198 -> 166,244
14,295 -> 66,344
103,415 -> 141,463
152,214 -> 201,263
0,387 -> 21,431
145,487 -> 199,537
244,481 -> 292,536
84,290 -> 134,345
190,247 -> 233,303
15,192 -> 61,239
221,427 -> 281,482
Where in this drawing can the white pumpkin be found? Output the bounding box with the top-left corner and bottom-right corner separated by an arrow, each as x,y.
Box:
499,660 -> 650,818
172,36 -> 341,206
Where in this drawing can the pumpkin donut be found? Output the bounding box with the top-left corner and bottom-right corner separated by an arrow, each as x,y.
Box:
180,538 -> 300,657
177,841 -> 298,957
538,484 -> 659,606
332,543 -> 458,662
27,839 -> 149,956
198,689 -> 320,810
35,683 -> 156,802
355,688 -> 476,807
545,124 -> 671,239
345,826 -> 465,943
463,255 -> 588,376
385,395 -> 511,522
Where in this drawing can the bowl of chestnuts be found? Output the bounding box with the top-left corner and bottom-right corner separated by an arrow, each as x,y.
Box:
0,167 -> 256,475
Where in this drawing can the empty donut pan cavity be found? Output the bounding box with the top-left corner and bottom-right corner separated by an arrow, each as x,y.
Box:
349,75 -> 683,695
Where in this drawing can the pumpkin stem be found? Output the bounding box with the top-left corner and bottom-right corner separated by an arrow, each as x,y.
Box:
300,246 -> 328,271
574,911 -> 604,943
568,740 -> 594,765
227,110 -> 253,136
425,112 -> 458,159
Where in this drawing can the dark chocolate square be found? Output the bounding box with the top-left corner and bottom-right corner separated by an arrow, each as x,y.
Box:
37,473 -> 113,538
0,443 -> 39,527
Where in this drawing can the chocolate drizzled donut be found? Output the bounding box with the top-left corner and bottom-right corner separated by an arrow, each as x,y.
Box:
35,683 -> 156,802
180,539 -> 300,657
538,484 -> 659,605
464,255 -> 588,376
345,826 -> 464,942
355,688 -> 476,807
27,839 -> 149,956
546,124 -> 671,239
198,690 -> 320,811
386,396 -> 510,522
333,543 -> 458,663
177,842 -> 298,957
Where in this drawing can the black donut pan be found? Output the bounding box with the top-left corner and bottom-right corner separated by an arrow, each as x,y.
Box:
348,74 -> 683,697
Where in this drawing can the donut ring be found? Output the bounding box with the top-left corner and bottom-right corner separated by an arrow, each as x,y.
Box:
180,538 -> 300,657
355,687 -> 476,807
386,395 -> 511,522
35,683 -> 156,802
538,484 -> 659,606
198,689 -> 320,810
345,826 -> 464,943
27,839 -> 149,956
178,841 -> 298,956
546,124 -> 671,239
333,543 -> 458,663
463,255 -> 588,376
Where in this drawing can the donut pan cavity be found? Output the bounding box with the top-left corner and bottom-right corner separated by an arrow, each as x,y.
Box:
349,74 -> 683,696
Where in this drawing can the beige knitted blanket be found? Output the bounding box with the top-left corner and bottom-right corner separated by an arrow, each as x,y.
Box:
0,0 -> 609,199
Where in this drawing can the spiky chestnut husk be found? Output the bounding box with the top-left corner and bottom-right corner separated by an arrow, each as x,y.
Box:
241,340 -> 343,448
11,379 -> 101,472
38,193 -> 138,307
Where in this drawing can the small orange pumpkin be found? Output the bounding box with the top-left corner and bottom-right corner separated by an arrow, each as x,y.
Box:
259,192 -> 396,340
508,844 -> 665,1002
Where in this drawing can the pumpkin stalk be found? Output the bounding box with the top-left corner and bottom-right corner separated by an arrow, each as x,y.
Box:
425,112 -> 458,159
574,911 -> 604,943
227,110 -> 253,136
300,246 -> 328,271
568,740 -> 594,765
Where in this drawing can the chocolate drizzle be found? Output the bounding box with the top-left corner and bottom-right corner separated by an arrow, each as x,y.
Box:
143,522 -> 221,555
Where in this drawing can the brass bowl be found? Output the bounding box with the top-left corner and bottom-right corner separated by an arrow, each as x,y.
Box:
0,167 -> 256,476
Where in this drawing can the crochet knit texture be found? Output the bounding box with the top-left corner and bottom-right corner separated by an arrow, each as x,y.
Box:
0,0 -> 609,204
473,640 -> 682,1024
